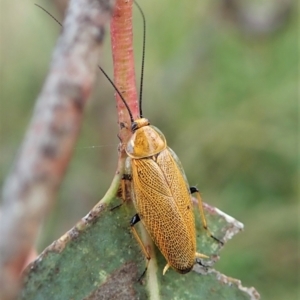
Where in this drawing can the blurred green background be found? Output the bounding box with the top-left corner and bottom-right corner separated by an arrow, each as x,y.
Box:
0,0 -> 298,299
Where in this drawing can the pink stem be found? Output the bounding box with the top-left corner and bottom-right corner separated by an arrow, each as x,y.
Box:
110,0 -> 139,137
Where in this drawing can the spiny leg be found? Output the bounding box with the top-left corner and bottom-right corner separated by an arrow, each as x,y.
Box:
190,186 -> 224,245
110,202 -> 123,211
130,213 -> 151,281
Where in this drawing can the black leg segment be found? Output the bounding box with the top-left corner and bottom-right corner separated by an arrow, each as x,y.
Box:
190,186 -> 199,194
130,213 -> 141,226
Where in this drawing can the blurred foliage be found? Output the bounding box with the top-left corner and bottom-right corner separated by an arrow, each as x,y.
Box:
0,0 -> 298,299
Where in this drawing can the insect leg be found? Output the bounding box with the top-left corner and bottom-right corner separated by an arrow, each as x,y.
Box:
111,174 -> 132,211
195,252 -> 209,259
121,173 -> 132,202
190,186 -> 224,245
195,257 -> 210,271
194,251 -> 209,269
130,214 -> 151,280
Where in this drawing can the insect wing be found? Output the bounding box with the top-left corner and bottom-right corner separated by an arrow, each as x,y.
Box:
157,147 -> 196,240
129,148 -> 196,272
167,147 -> 190,189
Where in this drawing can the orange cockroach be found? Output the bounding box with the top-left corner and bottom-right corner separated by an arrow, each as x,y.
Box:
103,2 -> 222,275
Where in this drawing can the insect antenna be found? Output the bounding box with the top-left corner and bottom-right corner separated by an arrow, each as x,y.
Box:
34,3 -> 134,124
98,66 -> 134,123
34,4 -> 62,26
134,1 -> 146,118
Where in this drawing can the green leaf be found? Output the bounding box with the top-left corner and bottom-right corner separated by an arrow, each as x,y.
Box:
20,188 -> 259,300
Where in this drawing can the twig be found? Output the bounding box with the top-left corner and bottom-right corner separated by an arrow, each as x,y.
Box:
0,0 -> 115,299
110,0 -> 139,137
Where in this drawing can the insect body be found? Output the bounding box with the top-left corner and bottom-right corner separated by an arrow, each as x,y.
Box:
125,118 -> 211,274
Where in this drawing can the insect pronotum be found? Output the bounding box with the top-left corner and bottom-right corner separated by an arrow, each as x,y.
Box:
35,1 -> 223,276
